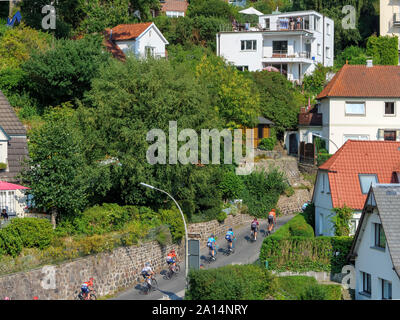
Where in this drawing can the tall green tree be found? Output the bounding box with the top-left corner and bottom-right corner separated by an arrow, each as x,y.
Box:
252,71 -> 304,134
22,34 -> 110,108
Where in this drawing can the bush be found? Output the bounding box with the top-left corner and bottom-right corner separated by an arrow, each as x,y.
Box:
276,276 -> 342,300
2,218 -> 53,250
216,211 -> 227,223
317,153 -> 332,166
260,234 -> 353,273
272,214 -> 314,239
299,284 -> 328,300
0,162 -> 6,170
186,265 -> 276,300
158,209 -> 185,243
218,169 -> 245,201
258,137 -> 277,151
301,203 -> 315,232
241,168 -> 287,218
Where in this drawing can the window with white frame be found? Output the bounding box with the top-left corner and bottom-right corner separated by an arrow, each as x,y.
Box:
236,66 -> 249,72
359,174 -> 378,194
0,191 -> 15,215
384,102 -> 395,116
374,223 -> 386,249
145,46 -> 155,58
381,279 -> 392,300
345,102 -> 365,116
350,219 -> 357,235
361,272 -> 371,295
327,23 -> 331,35
317,43 -> 321,55
326,46 -> 331,59
241,40 -> 257,51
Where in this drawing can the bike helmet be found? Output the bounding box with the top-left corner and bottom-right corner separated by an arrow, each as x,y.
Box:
229,228 -> 233,231
145,262 -> 150,267
211,234 -> 215,238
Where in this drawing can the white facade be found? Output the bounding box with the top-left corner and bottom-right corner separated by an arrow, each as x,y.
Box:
115,24 -> 168,59
313,170 -> 362,236
354,208 -> 400,300
380,0 -> 400,59
0,127 -> 8,166
216,10 -> 334,82
318,97 -> 400,154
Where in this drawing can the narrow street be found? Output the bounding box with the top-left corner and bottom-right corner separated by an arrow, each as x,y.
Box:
113,214 -> 294,300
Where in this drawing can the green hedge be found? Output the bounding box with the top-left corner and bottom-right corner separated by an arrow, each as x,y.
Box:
272,214 -> 314,239
258,137 -> 277,151
317,153 -> 332,166
276,276 -> 342,300
260,235 -> 353,273
185,265 -> 276,300
0,218 -> 53,257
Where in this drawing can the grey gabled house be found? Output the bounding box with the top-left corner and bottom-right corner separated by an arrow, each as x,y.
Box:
0,90 -> 28,183
348,184 -> 400,300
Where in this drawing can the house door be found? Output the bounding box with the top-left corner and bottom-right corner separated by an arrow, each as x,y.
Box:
289,133 -> 298,154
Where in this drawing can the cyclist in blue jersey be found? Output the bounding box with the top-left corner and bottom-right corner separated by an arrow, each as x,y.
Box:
207,234 -> 217,260
225,228 -> 235,252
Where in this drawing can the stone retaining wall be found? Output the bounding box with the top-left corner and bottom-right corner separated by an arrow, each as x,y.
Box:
188,213 -> 254,248
277,188 -> 312,215
0,213 -> 253,300
272,271 -> 345,284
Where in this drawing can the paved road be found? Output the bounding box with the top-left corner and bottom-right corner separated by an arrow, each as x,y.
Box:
113,214 -> 294,300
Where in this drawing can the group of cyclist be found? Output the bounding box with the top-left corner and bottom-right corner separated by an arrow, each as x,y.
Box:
133,208 -> 277,293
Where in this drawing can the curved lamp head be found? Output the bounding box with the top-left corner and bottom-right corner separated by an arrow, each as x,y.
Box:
140,182 -> 155,190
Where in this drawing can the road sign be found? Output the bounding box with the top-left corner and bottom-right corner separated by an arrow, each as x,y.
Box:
188,239 -> 200,270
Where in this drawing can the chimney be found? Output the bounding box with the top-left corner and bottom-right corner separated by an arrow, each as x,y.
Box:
366,59 -> 373,68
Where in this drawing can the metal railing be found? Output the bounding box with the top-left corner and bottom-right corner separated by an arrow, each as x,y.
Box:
266,51 -> 311,59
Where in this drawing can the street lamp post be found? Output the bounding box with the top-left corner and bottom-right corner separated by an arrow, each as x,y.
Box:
311,133 -> 339,151
139,182 -> 189,286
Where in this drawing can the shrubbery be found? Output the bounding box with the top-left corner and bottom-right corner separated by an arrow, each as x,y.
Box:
276,276 -> 342,300
260,235 -> 353,273
258,137 -> 277,151
0,218 -> 53,257
272,214 -> 314,239
186,265 -> 276,300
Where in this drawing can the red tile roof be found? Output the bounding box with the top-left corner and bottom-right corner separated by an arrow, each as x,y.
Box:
317,64 -> 400,100
318,140 -> 400,210
103,30 -> 126,61
108,22 -> 153,41
161,0 -> 189,13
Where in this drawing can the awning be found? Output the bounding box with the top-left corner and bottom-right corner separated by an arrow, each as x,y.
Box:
0,181 -> 30,191
239,7 -> 264,16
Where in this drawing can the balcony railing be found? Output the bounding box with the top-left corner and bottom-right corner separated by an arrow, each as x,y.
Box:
266,51 -> 311,59
394,13 -> 400,26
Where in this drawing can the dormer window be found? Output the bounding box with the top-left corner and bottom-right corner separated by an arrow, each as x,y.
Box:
359,174 -> 378,194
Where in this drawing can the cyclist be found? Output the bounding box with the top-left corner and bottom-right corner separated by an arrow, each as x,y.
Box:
141,262 -> 155,290
80,282 -> 91,300
251,218 -> 259,240
166,249 -> 178,272
207,234 -> 217,260
268,209 -> 277,234
225,228 -> 235,252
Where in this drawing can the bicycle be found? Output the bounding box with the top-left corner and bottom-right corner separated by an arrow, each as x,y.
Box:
224,239 -> 236,255
265,222 -> 275,237
141,275 -> 158,295
250,228 -> 259,242
76,288 -> 96,300
206,245 -> 218,263
164,262 -> 181,280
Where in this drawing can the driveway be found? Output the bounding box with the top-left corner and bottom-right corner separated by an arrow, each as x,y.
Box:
113,214 -> 295,300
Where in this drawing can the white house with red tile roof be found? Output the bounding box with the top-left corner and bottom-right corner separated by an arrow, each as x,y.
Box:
0,181 -> 29,219
160,0 -> 188,17
312,140 -> 400,236
105,22 -> 169,60
316,62 -> 400,154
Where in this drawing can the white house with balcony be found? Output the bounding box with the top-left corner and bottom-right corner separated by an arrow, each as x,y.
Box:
380,0 -> 400,63
348,184 -> 400,300
316,62 -> 400,154
216,10 -> 334,82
